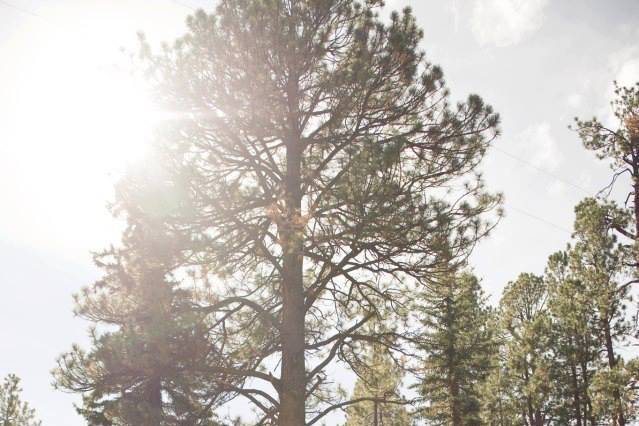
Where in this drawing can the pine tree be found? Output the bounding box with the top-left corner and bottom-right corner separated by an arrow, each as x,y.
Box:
568,198 -> 634,425
0,374 -> 41,426
498,273 -> 557,426
345,337 -> 411,426
545,250 -> 599,425
416,271 -> 494,425
574,82 -> 639,266
488,199 -> 639,426
123,1 -> 501,424
54,208 -> 231,425
479,351 -> 518,426
590,357 -> 639,424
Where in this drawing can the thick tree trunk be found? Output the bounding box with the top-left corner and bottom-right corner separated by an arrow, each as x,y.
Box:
632,164 -> 639,266
634,174 -> 639,242
280,241 -> 305,426
280,244 -> 305,426
143,376 -> 163,426
279,75 -> 306,426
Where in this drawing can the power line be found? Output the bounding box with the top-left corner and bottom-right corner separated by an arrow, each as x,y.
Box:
492,145 -> 595,196
169,0 -> 198,11
509,205 -> 573,235
489,146 -> 594,235
0,0 -> 40,17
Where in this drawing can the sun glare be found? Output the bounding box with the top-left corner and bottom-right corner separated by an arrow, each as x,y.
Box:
1,4 -> 175,251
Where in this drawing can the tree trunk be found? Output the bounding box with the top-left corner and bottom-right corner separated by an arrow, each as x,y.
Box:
449,376 -> 461,425
143,376 -> 163,426
373,399 -> 379,426
579,356 -> 595,425
604,320 -> 625,426
634,174 -> 639,242
569,349 -> 583,426
523,362 -> 535,426
279,75 -> 306,426
632,166 -> 639,279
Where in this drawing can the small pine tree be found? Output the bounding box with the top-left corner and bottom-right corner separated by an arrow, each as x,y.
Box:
345,339 -> 411,426
0,374 -> 41,426
416,271 -> 494,425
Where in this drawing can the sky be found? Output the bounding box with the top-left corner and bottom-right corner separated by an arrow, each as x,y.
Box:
0,0 -> 638,424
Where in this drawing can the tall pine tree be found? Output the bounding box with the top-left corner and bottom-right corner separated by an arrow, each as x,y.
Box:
545,250 -> 599,425
568,198 -> 634,425
416,271 -> 493,425
123,1 -> 501,423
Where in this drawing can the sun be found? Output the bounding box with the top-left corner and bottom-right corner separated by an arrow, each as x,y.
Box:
2,7 -> 171,251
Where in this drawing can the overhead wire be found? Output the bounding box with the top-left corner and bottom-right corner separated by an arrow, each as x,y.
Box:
0,0 -> 40,17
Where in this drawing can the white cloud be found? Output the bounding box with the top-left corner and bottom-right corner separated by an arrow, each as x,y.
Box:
609,45 -> 639,88
615,58 -> 639,87
516,122 -> 562,170
598,46 -> 639,126
471,0 -> 549,47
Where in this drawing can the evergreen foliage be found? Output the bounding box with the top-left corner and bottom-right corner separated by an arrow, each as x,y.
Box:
416,271 -> 493,425
345,335 -> 411,426
574,83 -> 639,269
0,375 -> 41,426
53,210 -> 231,425
545,250 -> 599,425
112,1 -> 501,423
497,273 -> 558,425
47,5 -> 639,426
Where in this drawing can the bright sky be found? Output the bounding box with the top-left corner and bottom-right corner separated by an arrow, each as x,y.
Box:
0,0 -> 638,424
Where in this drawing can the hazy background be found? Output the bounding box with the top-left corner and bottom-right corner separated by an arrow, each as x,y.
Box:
1,0 -> 638,423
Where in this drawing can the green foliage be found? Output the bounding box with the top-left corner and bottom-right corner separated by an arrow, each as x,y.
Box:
496,273 -> 558,425
479,359 -> 518,426
345,340 -> 410,426
483,198 -> 638,425
545,250 -> 599,424
570,198 -> 632,366
574,82 -> 639,170
568,198 -> 634,425
590,358 -> 639,423
127,0 -> 502,422
574,82 -> 639,270
53,219 -> 229,425
417,271 -> 494,425
0,374 -> 41,426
